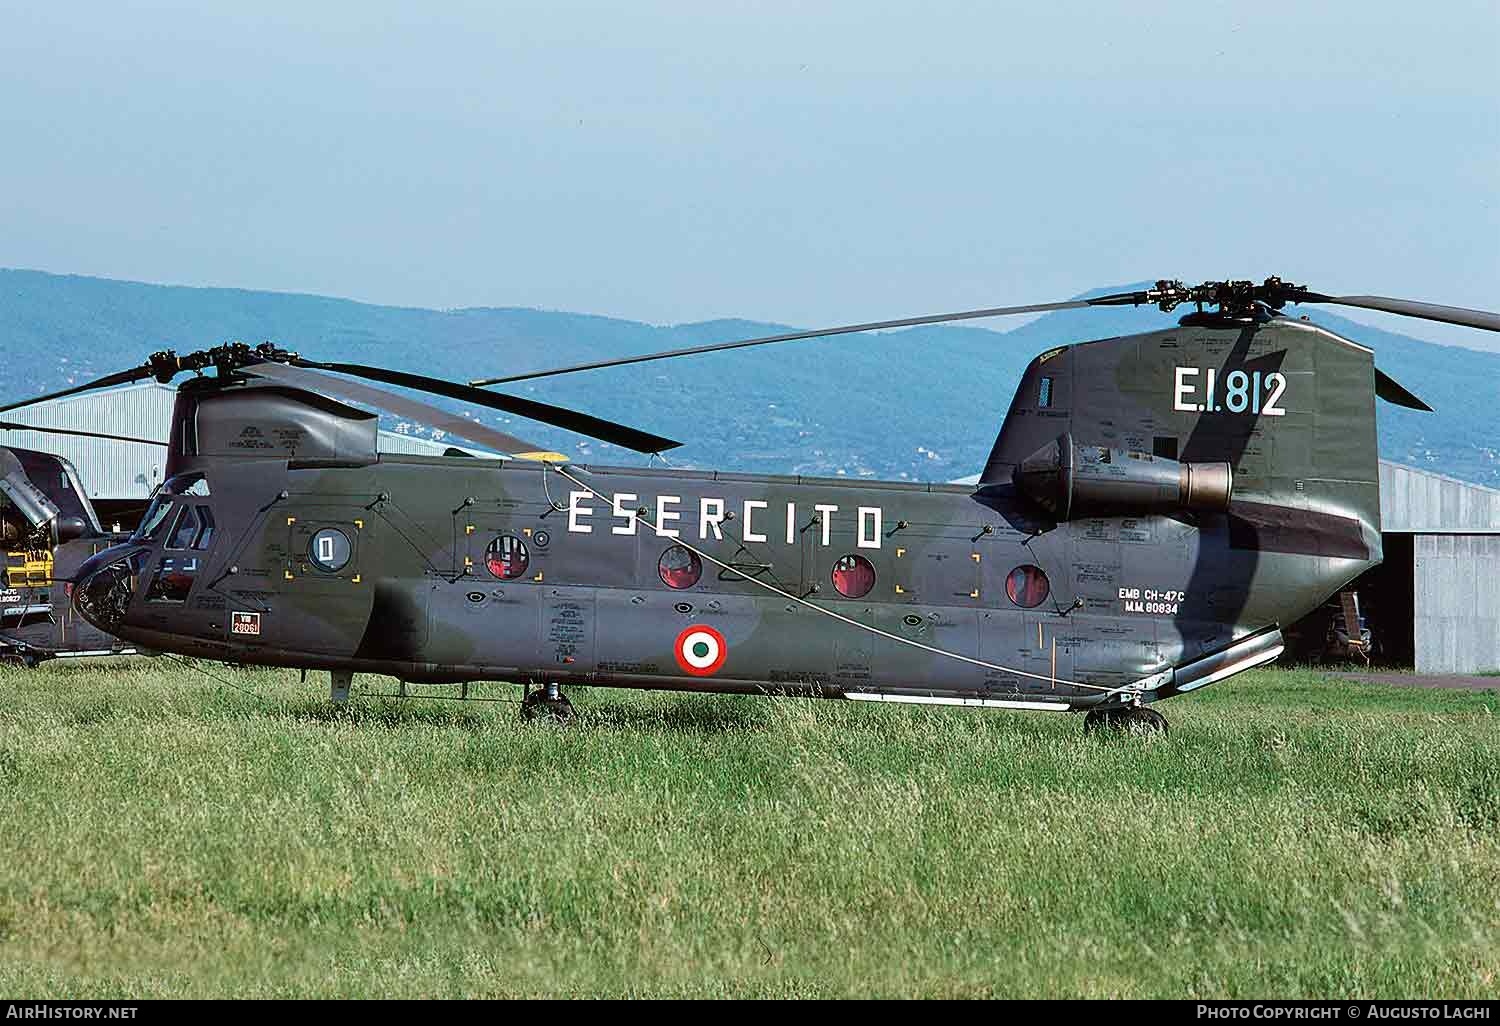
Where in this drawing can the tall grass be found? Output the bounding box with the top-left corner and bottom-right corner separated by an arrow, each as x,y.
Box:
0,660 -> 1495,997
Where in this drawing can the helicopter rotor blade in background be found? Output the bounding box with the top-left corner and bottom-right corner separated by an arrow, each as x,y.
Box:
241,361 -> 562,460
0,365 -> 156,415
0,420 -> 167,446
1,277 -> 1488,450
0,342 -> 677,456
1298,293 -> 1500,334
288,358 -> 680,454
468,280 -> 1500,389
465,290 -> 1176,388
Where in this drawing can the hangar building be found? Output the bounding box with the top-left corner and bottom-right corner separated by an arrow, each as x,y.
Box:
1366,461 -> 1500,673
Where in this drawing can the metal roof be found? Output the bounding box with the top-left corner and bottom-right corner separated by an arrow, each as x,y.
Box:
0,382 -> 501,500
1378,460 -> 1500,534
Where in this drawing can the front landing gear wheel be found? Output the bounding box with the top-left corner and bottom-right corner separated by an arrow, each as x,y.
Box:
1084,706 -> 1168,736
521,684 -> 574,723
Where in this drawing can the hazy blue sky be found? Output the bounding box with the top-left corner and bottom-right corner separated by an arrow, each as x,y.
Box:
1,2 -> 1496,348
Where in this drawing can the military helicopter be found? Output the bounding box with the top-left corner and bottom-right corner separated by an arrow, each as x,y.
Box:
0,438 -> 156,665
6,277 -> 1496,732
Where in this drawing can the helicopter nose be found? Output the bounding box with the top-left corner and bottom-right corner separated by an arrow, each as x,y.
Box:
73,546 -> 143,632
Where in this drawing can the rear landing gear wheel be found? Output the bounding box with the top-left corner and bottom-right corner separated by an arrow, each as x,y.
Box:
1084,705 -> 1168,736
521,683 -> 574,723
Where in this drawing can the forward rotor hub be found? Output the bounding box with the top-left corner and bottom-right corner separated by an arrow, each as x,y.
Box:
143,342 -> 300,383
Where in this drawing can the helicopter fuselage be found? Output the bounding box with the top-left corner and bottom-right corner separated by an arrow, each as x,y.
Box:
68,314 -> 1399,714
11,280 -> 1484,723
71,454 -> 1370,710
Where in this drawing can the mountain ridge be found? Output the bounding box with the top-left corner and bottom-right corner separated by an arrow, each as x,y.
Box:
2,267 -> 1496,486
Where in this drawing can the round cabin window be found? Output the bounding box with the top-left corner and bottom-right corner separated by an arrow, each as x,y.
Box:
1005,564 -> 1050,608
658,544 -> 703,589
308,528 -> 352,573
831,554 -> 876,599
485,535 -> 530,580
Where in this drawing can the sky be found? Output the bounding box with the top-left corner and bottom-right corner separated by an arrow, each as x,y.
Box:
1,1 -> 1496,349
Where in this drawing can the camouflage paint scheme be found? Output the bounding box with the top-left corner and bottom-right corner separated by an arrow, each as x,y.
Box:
73,312 -> 1385,712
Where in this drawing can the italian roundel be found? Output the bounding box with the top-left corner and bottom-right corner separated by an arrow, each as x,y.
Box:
674,625 -> 727,676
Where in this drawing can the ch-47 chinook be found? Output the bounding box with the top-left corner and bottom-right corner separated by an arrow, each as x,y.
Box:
0,438 -> 157,665
8,277 -> 1496,732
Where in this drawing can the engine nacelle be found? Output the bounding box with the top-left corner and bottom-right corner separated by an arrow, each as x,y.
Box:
1014,432 -> 1232,520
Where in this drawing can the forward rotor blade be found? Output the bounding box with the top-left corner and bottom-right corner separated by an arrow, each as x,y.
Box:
0,420 -> 167,446
290,358 -> 680,454
242,362 -> 559,459
1303,293 -> 1500,333
0,365 -> 154,415
467,292 -> 1169,388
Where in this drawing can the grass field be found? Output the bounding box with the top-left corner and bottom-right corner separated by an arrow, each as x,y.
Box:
0,660 -> 1495,998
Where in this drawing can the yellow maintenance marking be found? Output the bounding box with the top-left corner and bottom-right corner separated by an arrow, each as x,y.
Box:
5,551 -> 53,588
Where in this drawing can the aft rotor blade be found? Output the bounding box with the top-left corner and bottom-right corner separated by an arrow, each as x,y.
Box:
291,358 -> 680,454
1303,293 -> 1500,333
466,292 -> 1170,388
0,365 -> 154,415
0,420 -> 167,446
1373,368 -> 1433,412
242,362 -> 558,459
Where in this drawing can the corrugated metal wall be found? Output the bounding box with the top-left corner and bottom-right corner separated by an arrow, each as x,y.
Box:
1414,534 -> 1500,673
1380,461 -> 1500,534
1,383 -> 499,499
1,384 -> 177,498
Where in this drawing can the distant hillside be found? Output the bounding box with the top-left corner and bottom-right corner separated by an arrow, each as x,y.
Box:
2,269 -> 1497,485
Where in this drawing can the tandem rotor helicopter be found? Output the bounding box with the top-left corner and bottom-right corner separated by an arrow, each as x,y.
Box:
4,277 -> 1496,732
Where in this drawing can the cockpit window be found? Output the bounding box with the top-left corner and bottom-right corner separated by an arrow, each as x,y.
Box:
145,555 -> 200,603
132,498 -> 175,542
193,507 -> 215,550
167,506 -> 202,550
163,473 -> 210,496
159,503 -> 216,550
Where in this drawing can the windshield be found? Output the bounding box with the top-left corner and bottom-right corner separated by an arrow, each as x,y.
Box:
163,473 -> 210,496
131,497 -> 175,542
